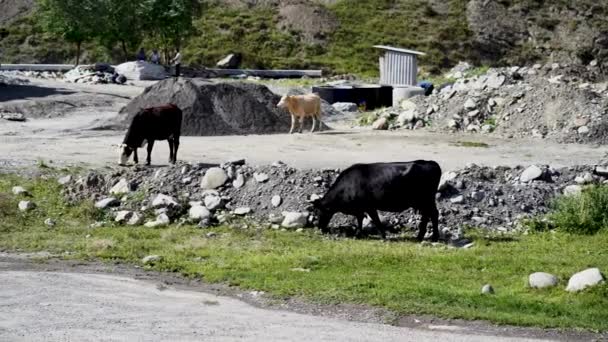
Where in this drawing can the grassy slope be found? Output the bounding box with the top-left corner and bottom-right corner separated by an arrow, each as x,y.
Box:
1,172 -> 607,331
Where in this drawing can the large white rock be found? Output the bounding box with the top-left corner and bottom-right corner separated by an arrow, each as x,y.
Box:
127,212 -> 143,226
520,165 -> 543,182
115,61 -> 167,81
234,207 -> 251,215
110,178 -> 132,196
529,272 -> 558,289
95,197 -> 119,209
232,173 -> 245,188
563,185 -> 582,196
566,268 -> 604,292
152,194 -> 179,208
12,186 -> 29,196
438,171 -> 458,191
144,214 -> 170,228
281,212 -> 308,228
189,205 -> 211,221
271,195 -> 282,208
204,195 -> 223,211
201,168 -> 228,189
464,98 -> 477,110
332,102 -> 358,112
254,173 -> 269,183
114,210 -> 134,223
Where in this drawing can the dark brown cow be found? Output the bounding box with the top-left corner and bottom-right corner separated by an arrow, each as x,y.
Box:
119,104 -> 182,166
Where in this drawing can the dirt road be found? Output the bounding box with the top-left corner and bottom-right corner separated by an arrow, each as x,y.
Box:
0,256 -> 561,342
1,77 -> 607,171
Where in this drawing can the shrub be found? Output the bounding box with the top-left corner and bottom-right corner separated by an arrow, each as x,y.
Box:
549,185 -> 608,235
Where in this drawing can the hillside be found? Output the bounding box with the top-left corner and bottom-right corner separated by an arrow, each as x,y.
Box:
1,0 -> 607,76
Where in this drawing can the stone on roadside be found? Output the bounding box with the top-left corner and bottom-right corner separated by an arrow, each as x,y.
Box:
204,195 -> 223,211
95,197 -> 119,209
12,186 -> 29,196
189,205 -> 211,221
566,268 -> 605,292
201,167 -> 228,189
152,194 -> 180,208
271,195 -> 282,208
563,185 -> 582,196
110,178 -> 132,196
481,284 -> 494,294
254,172 -> 269,183
520,165 -> 543,183
332,102 -> 358,112
529,272 -> 558,289
114,210 -> 134,223
234,207 -> 252,215
464,98 -> 477,110
142,255 -> 163,265
281,212 -> 308,229
57,175 -> 72,185
144,213 -> 170,228
232,173 -> 245,189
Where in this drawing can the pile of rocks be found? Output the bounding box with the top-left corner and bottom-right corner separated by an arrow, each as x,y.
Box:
59,159 -> 608,239
369,63 -> 608,144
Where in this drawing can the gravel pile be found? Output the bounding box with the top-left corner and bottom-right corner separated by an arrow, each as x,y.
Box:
371,63 -> 608,144
61,160 -> 608,239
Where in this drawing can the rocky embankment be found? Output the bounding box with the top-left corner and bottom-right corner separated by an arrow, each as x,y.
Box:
44,160 -> 608,240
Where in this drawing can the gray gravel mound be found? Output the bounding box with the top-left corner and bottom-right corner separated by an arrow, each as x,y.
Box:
63,161 -> 606,240
115,78 -> 330,136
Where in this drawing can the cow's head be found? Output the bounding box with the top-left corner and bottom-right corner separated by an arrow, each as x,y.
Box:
118,144 -> 134,165
311,198 -> 332,233
277,95 -> 290,109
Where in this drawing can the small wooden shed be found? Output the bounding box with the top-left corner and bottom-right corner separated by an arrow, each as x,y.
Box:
374,45 -> 426,86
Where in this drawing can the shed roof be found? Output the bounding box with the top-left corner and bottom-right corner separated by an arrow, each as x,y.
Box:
373,45 -> 426,56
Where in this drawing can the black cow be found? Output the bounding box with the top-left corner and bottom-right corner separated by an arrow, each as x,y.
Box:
313,160 -> 442,241
119,104 -> 182,166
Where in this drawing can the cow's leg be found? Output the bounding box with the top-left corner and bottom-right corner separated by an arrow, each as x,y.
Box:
172,136 -> 180,164
367,210 -> 386,240
430,205 -> 440,242
354,213 -> 364,238
316,114 -> 322,132
146,140 -> 155,166
167,139 -> 174,164
289,114 -> 296,134
133,149 -> 138,164
311,116 -> 317,133
298,116 -> 305,133
416,215 -> 430,242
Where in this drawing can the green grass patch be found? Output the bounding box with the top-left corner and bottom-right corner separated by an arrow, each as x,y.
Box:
1,173 -> 608,331
549,186 -> 608,235
454,141 -> 490,148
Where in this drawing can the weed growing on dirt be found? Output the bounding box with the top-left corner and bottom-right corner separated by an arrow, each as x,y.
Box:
549,186 -> 608,234
1,173 -> 607,331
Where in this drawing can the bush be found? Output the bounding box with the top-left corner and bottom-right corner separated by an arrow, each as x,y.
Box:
549,185 -> 608,235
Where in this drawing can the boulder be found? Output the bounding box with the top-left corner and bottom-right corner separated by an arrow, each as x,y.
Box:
271,195 -> 282,207
152,194 -> 180,208
12,186 -> 29,196
201,168 -> 228,189
438,171 -> 458,191
110,178 -> 132,196
115,61 -> 167,80
144,213 -> 170,228
115,78 -> 327,136
189,205 -> 211,221
481,284 -> 494,294
281,212 -> 308,228
95,198 -> 119,209
127,212 -> 143,226
234,207 -> 252,215
520,165 -> 543,182
216,53 -> 242,69
232,173 -> 245,189
529,272 -> 558,289
254,172 -> 270,183
114,211 -> 134,223
464,98 -> 477,110
566,268 -> 604,292
204,195 -> 223,211
332,102 -> 358,112
563,185 -> 582,196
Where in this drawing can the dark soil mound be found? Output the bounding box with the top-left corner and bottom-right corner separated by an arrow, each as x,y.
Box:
118,78 -> 327,136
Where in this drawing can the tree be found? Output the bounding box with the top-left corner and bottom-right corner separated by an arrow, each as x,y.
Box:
97,0 -> 144,61
37,0 -> 99,65
140,0 -> 196,62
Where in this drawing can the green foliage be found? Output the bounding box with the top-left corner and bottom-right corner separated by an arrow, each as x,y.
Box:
549,186 -> 608,235
95,0 -> 145,61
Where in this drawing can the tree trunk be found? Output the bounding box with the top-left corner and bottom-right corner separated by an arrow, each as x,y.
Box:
121,40 -> 128,62
75,41 -> 81,66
